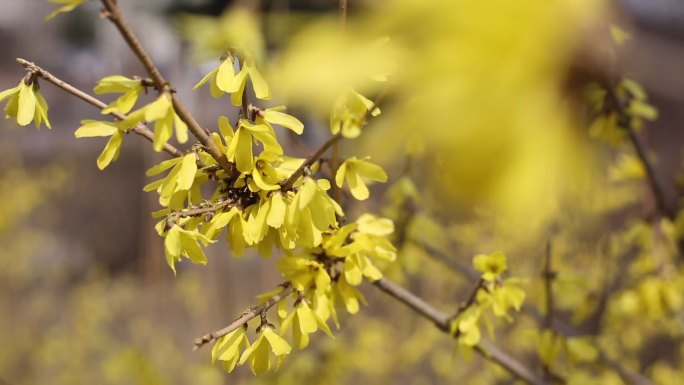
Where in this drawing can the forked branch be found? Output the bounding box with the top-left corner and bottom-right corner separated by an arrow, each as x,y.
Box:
16,58 -> 182,157
99,0 -> 235,175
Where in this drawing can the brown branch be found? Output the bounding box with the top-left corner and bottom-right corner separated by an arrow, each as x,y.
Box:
450,278 -> 484,322
169,199 -> 235,218
16,58 -> 182,158
280,93 -> 385,191
193,283 -> 295,350
280,133 -> 342,191
543,240 -> 555,331
99,0 -> 235,175
603,84 -> 674,220
541,239 -> 556,381
339,0 -> 348,26
171,198 -> 235,219
372,278 -> 551,385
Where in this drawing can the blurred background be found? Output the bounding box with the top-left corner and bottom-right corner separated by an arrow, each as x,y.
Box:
0,1 -> 683,384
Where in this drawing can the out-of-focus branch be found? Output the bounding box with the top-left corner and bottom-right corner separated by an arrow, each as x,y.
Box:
193,283 -> 295,350
16,58 -> 183,158
372,277 -> 551,385
99,0 -> 235,175
412,239 -> 654,385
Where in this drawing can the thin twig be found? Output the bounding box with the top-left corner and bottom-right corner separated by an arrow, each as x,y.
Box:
603,84 -> 673,220
372,278 -> 551,385
99,0 -> 235,175
541,239 -> 556,381
280,133 -> 342,191
193,283 -> 295,350
16,58 -> 183,157
280,94 -> 385,191
543,240 -> 555,331
450,278 -> 484,322
171,199 -> 235,219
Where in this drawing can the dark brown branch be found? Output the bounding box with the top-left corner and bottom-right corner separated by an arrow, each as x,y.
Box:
99,0 -> 235,175
280,94 -> 384,191
372,278 -> 551,385
627,128 -> 674,219
450,278 -> 484,322
171,199 -> 235,219
193,283 -> 295,350
280,133 -> 342,191
543,240 -> 555,331
16,58 -> 182,158
603,84 -> 674,220
541,239 -> 556,381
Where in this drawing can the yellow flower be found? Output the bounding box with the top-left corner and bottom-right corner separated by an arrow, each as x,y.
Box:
256,106 -> 304,135
280,301 -> 333,349
193,56 -> 236,99
472,252 -> 508,282
93,75 -> 145,114
238,326 -> 291,375
226,119 -> 281,173
330,89 -> 380,138
0,78 -> 50,129
335,157 -> 388,200
212,327 -> 249,373
225,57 -> 270,106
44,0 -> 87,21
120,92 -> 188,151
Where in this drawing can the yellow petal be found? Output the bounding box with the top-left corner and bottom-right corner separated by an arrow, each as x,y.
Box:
216,58 -> 236,92
179,232 -> 208,264
346,170 -> 370,200
267,193 -> 286,228
174,113 -> 189,143
263,110 -> 303,134
94,75 -> 140,94
164,226 -> 182,274
193,67 -> 218,90
247,61 -> 271,100
17,83 -> 36,126
175,154 -> 198,191
75,120 -> 118,137
96,131 -> 123,170
353,159 -> 388,182
263,327 -> 292,356
153,113 -> 174,152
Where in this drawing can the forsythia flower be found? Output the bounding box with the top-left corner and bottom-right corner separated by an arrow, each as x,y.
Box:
212,328 -> 249,373
193,56 -> 236,99
238,326 -> 292,375
226,56 -> 270,106
256,106 -> 304,135
0,78 -> 50,129
74,120 -> 124,170
330,89 -> 380,138
473,252 -> 508,282
280,301 -> 333,349
335,157 -> 388,200
120,92 -> 188,151
44,0 -> 87,21
93,75 -> 145,114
